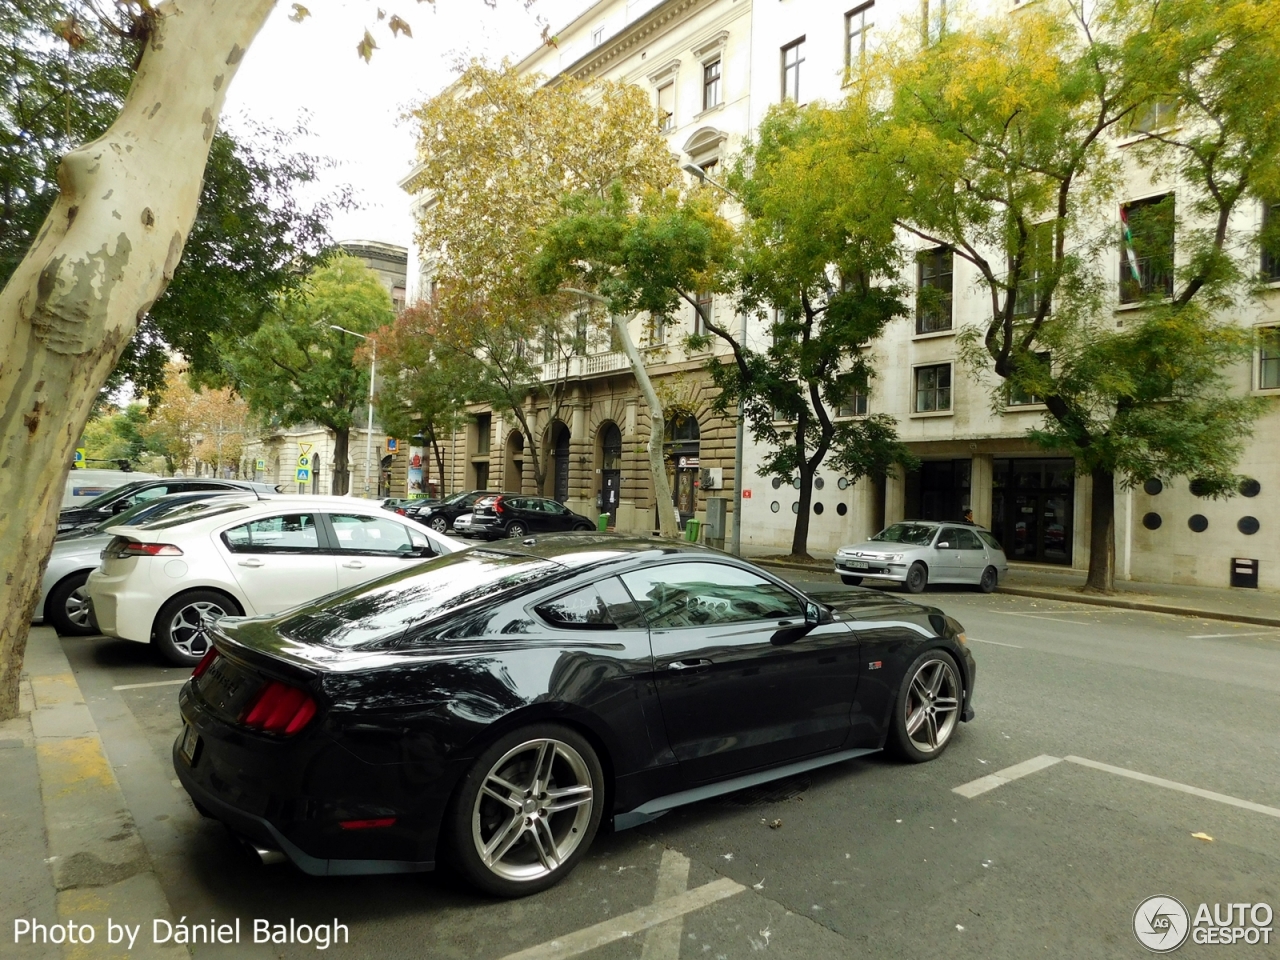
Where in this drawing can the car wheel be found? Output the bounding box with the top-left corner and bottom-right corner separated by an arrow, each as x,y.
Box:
840,575 -> 863,586
449,723 -> 604,897
887,650 -> 962,762
46,571 -> 99,637
905,562 -> 928,594
153,590 -> 241,667
506,521 -> 529,539
978,565 -> 998,593
428,516 -> 449,533
572,522 -> 594,532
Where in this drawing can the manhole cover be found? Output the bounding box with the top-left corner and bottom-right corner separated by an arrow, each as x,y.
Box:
715,774 -> 811,806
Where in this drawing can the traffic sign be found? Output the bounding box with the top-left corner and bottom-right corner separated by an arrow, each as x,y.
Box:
255,458 -> 266,470
297,454 -> 311,469
73,448 -> 85,468
386,437 -> 398,453
296,468 -> 311,483
298,442 -> 314,456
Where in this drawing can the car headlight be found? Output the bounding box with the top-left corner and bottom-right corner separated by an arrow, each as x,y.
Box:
887,553 -> 905,563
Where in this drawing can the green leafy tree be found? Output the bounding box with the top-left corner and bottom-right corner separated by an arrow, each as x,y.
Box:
876,0 -> 1273,591
222,256 -> 394,495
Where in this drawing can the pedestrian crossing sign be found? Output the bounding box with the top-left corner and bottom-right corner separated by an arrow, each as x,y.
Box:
296,468 -> 311,483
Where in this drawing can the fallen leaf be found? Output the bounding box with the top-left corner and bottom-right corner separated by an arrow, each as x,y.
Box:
288,3 -> 311,23
1191,832 -> 1214,842
769,819 -> 783,829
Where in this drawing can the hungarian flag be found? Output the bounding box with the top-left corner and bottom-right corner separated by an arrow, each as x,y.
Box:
1120,206 -> 1142,282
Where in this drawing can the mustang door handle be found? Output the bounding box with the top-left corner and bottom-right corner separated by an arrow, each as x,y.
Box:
342,560 -> 366,570
237,559 -> 265,568
668,659 -> 712,671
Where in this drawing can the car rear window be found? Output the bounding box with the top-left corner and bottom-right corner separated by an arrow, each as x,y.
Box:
870,522 -> 938,546
134,500 -> 253,530
277,550 -> 562,648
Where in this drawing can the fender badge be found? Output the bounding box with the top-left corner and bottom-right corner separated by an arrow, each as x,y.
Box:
868,661 -> 882,670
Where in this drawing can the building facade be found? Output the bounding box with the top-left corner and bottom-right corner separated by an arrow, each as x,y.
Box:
404,0 -> 1280,590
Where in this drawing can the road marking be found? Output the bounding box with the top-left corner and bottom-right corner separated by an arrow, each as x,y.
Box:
499,877 -> 745,960
952,755 -> 1062,798
1188,631 -> 1280,639
995,611 -> 1096,625
111,678 -> 189,691
1063,756 -> 1280,820
966,637 -> 1024,649
641,849 -> 692,960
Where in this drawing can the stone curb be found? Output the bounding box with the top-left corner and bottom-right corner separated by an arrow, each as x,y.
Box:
751,557 -> 1280,629
24,626 -> 188,958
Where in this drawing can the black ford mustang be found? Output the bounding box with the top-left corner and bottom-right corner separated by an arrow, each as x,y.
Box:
174,536 -> 976,897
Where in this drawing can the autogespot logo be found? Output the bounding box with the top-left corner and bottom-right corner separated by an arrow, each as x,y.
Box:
1134,896 -> 1191,953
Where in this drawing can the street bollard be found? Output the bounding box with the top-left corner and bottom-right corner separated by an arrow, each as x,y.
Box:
597,513 -> 609,532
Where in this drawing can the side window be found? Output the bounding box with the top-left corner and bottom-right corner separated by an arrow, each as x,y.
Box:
330,514 -> 416,555
955,528 -> 983,550
131,485 -> 170,504
977,530 -> 1003,551
222,514 -> 320,553
535,584 -> 614,628
936,527 -> 959,547
620,562 -> 804,629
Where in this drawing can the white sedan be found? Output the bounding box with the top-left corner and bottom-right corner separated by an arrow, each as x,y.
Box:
87,495 -> 459,665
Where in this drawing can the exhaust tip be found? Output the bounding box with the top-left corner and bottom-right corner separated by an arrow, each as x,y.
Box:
252,844 -> 288,866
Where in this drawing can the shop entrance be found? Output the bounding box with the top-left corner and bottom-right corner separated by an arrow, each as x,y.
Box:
992,459 -> 1074,564
600,423 -> 622,527
663,412 -> 700,526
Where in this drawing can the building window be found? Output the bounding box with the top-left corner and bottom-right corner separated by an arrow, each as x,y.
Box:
694,291 -> 713,336
1262,202 -> 1280,282
591,25 -> 605,47
1261,328 -> 1280,390
1006,352 -> 1051,406
649,314 -> 666,345
542,327 -> 556,363
1126,99 -> 1178,136
845,2 -> 874,72
703,59 -> 721,111
836,389 -> 868,418
1012,221 -> 1055,318
574,312 -> 589,356
914,363 -> 952,413
923,0 -> 947,45
781,38 -> 805,103
657,83 -> 675,132
475,413 -> 491,455
1120,194 -> 1175,303
917,246 -> 954,333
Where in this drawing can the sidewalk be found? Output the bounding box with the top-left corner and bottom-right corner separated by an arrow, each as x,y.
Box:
4,626 -> 187,959
745,547 -> 1280,628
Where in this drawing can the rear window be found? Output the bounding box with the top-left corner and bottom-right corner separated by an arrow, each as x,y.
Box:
135,500 -> 253,530
277,550 -> 562,648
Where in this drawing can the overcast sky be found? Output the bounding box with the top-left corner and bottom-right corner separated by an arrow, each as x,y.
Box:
223,0 -> 588,249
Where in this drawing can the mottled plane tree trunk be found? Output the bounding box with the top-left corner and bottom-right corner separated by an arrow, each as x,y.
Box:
0,0 -> 277,720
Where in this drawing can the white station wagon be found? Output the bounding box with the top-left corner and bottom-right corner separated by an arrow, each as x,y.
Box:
87,495 -> 458,665
834,520 -> 1009,594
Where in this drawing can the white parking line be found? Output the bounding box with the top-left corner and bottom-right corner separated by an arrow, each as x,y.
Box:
642,849 -> 692,960
112,678 -> 189,691
499,877 -> 745,960
952,755 -> 1062,798
1063,756 -> 1280,820
1188,631 -> 1280,639
995,611 -> 1097,625
966,637 -> 1024,649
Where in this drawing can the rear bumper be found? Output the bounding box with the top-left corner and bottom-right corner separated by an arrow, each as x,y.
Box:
85,570 -> 158,643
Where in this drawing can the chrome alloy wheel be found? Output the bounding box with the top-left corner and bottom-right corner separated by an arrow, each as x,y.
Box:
903,657 -> 960,754
167,601 -> 226,657
471,737 -> 595,883
64,585 -> 94,629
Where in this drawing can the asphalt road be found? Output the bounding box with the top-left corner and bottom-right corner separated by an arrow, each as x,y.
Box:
55,570 -> 1280,960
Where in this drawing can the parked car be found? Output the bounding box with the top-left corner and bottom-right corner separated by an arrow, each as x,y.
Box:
834,520 -> 1009,593
87,495 -> 458,665
450,512 -> 477,537
173,535 -> 976,896
62,469 -> 159,508
466,494 -> 597,540
37,491 -> 254,636
58,477 -> 280,537
410,490 -> 514,533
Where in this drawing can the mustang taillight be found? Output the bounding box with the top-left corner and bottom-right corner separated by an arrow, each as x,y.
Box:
192,647 -> 220,679
120,541 -> 183,557
240,681 -> 317,735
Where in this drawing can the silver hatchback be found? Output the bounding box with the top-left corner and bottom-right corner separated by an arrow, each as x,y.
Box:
834,521 -> 1009,594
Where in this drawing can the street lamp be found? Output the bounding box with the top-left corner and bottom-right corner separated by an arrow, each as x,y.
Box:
683,162 -> 747,557
329,324 -> 376,497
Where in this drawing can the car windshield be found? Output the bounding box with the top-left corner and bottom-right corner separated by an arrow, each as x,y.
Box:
75,480 -> 147,510
870,523 -> 938,546
277,550 -> 562,648
133,500 -> 253,530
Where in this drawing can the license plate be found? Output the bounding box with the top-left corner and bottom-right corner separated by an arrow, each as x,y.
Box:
178,722 -> 199,764
850,561 -> 869,570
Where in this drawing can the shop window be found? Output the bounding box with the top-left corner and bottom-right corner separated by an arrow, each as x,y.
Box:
917,246 -> 954,333
914,363 -> 952,413
1120,195 -> 1175,303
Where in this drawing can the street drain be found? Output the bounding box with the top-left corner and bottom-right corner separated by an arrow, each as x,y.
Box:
715,774 -> 811,806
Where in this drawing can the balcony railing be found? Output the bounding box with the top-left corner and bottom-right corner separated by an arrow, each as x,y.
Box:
533,351 -> 632,383
1119,255 -> 1174,304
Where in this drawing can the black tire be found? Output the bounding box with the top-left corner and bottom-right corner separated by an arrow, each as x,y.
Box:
448,723 -> 605,897
428,515 -> 449,533
572,522 -> 594,532
978,566 -> 998,593
46,571 -> 99,636
886,649 -> 963,763
152,590 -> 241,667
506,521 -> 529,539
840,575 -> 863,586
905,562 -> 928,594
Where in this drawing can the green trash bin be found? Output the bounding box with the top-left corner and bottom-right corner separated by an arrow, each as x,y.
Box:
597,513 -> 609,532
684,518 -> 700,543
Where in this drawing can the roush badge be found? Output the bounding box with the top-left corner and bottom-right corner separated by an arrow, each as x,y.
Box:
1134,896 -> 1190,953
